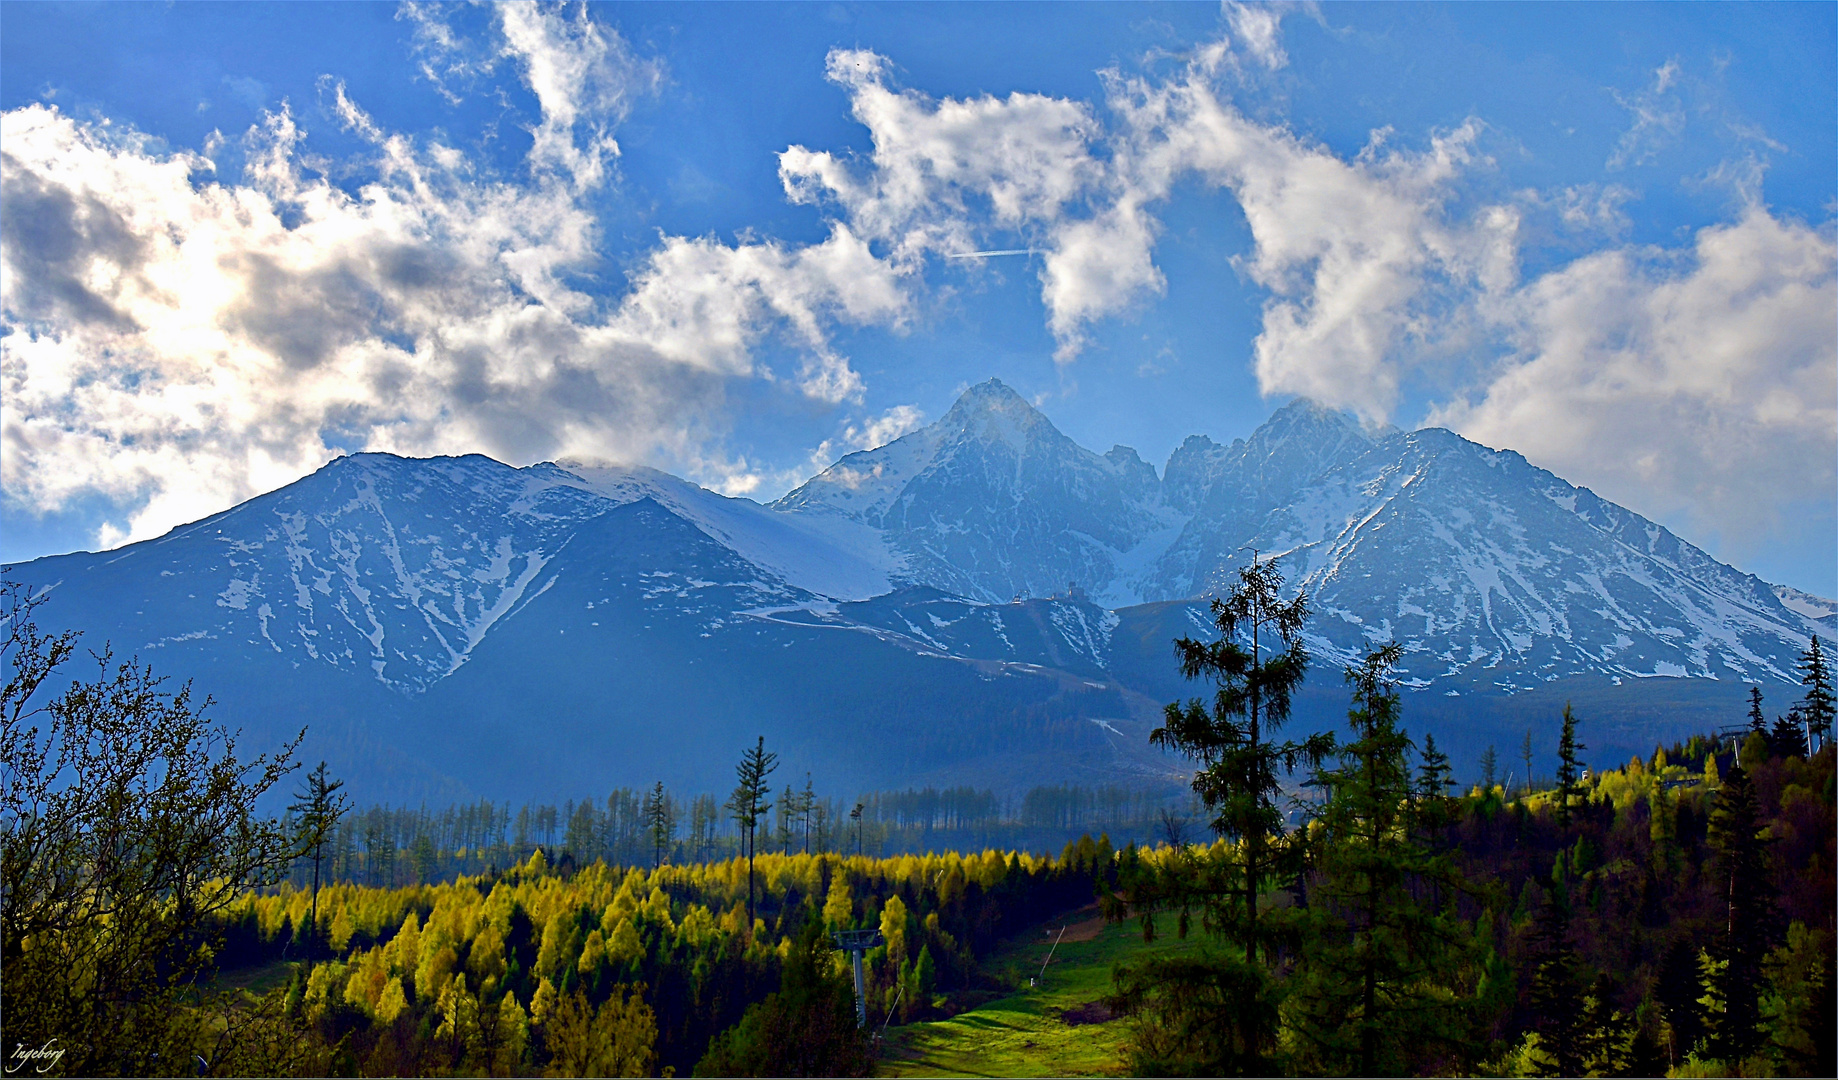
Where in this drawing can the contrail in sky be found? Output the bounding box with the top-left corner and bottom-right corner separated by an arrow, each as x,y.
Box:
944,249 -> 1038,258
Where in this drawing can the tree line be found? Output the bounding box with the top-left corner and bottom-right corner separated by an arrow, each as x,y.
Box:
1100,556 -> 1835,1077
282,782 -> 1193,892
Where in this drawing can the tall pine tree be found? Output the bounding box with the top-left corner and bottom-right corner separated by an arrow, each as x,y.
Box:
1554,704 -> 1585,832
1524,862 -> 1587,1076
726,738 -> 777,932
1287,646 -> 1488,1076
1147,555 -> 1332,966
1654,937 -> 1706,1066
1109,556 -> 1332,1076
643,782 -> 674,870
1703,761 -> 1777,1062
290,761 -> 349,967
1797,636 -> 1833,752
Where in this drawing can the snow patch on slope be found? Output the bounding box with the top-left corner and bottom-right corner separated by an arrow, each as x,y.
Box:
543,462 -> 899,600
1774,585 -> 1838,634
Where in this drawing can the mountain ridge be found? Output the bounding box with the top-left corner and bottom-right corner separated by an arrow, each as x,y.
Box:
5,378 -> 1825,802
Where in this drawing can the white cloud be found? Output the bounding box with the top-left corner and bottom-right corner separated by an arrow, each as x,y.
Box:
799,403 -> 928,487
854,404 -> 926,450
1551,183 -> 1636,235
781,32 -> 1513,388
1037,47 -> 1513,406
398,1 -> 492,104
1608,59 -> 1686,170
1023,29 -> 1833,568
1224,2 -> 1291,71
1432,205 -> 1837,556
1,7 -> 905,551
780,33 -> 1509,390
495,0 -> 663,190
779,48 -> 1102,267
1039,197 -> 1166,359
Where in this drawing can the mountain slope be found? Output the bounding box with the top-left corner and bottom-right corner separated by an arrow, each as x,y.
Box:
6,461 -> 1175,801
5,380 -> 1826,803
412,503 -> 1171,800
1142,398 -> 1382,601
1158,425 -> 1813,690
774,379 -> 1175,604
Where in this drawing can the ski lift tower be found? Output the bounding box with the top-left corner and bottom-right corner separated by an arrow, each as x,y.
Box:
832,928 -> 884,1027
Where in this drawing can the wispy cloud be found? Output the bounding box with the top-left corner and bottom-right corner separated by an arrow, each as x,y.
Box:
1224,1 -> 1293,71
1608,59 -> 1686,170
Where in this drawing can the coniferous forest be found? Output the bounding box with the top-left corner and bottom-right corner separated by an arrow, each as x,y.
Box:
3,568 -> 1833,1077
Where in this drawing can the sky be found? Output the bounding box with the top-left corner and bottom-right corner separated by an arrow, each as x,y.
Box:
2,1 -> 1833,595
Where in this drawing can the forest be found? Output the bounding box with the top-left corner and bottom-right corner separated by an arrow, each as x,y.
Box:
2,567 -> 1833,1077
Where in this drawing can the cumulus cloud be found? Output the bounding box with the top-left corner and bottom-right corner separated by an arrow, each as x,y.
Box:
808,403 -> 926,466
782,17 -> 1516,385
777,21 -> 1835,568
1076,53 -> 1517,407
782,18 -> 1506,386
495,1 -> 664,189
1,6 -> 905,551
1550,183 -> 1636,236
779,48 -> 1102,267
1432,205 -> 1837,554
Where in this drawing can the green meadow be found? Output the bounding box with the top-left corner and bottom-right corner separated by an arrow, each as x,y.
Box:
880,906 -> 1206,1078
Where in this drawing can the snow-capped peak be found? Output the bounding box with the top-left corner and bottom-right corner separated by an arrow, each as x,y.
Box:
1773,584 -> 1838,635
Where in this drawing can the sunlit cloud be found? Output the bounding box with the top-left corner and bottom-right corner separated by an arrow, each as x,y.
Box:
2,5 -> 907,550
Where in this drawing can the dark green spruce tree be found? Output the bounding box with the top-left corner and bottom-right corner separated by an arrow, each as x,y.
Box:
1146,555 -> 1331,963
1798,635 -> 1833,752
1108,555 -> 1332,1076
290,761 -> 348,967
1286,645 -> 1491,1076
1702,760 -> 1777,1063
643,781 -> 674,869
1524,857 -> 1588,1077
1521,704 -> 1592,1075
1654,937 -> 1705,1067
1772,706 -> 1809,758
1554,704 -> 1585,831
1416,733 -> 1453,802
1575,972 -> 1639,1076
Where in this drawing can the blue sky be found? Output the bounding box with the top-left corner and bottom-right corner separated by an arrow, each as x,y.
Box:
2,1 -> 1833,594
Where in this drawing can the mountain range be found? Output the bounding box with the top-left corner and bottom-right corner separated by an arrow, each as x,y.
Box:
6,379 -> 1828,804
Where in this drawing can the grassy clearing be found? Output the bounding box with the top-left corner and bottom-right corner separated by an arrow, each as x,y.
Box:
879,906 -> 1205,1078
210,957 -> 298,998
